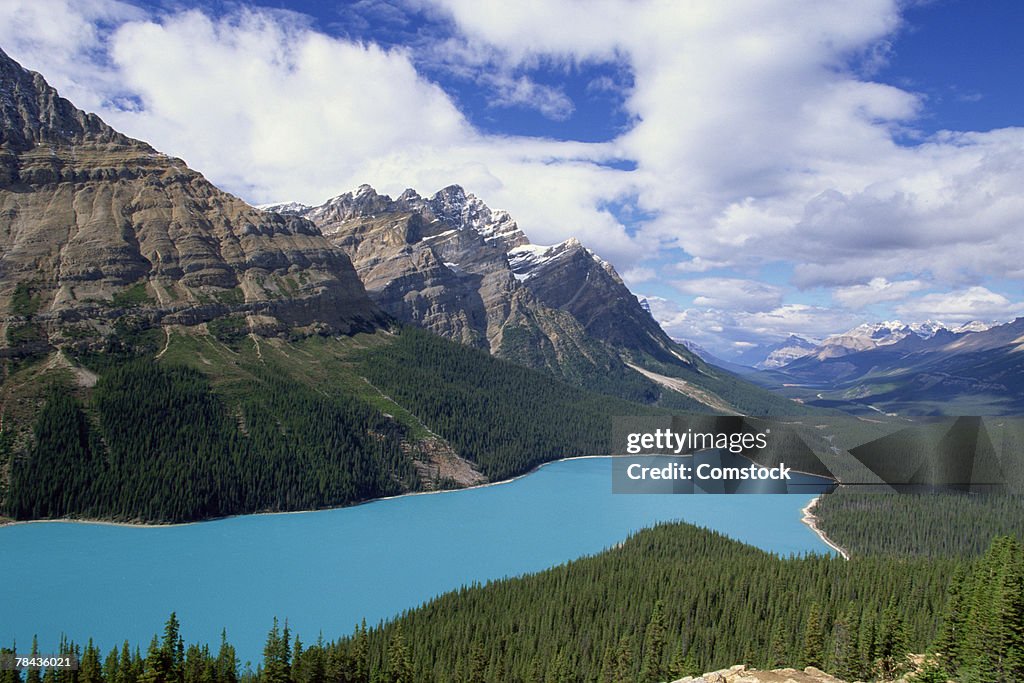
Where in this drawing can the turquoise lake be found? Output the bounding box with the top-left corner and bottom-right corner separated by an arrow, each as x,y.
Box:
0,457 -> 833,665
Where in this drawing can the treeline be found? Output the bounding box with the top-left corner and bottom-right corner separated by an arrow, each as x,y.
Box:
5,360 -> 418,522
6,530 -> 1022,682
814,490 -> 1024,557
356,327 -> 659,481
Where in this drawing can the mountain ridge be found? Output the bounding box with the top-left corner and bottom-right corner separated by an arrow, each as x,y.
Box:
1,47 -> 384,343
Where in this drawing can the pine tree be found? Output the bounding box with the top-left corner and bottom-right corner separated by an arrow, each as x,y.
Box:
352,621 -> 368,683
612,635 -> 633,683
801,602 -> 825,670
260,620 -> 288,683
80,641 -> 104,683
466,642 -> 485,683
383,626 -> 412,683
639,601 -> 667,683
214,632 -> 238,683
765,619 -> 788,670
835,603 -> 862,681
26,637 -> 42,683
875,598 -> 909,680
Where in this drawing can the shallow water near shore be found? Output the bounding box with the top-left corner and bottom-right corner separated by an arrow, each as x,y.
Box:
0,457 -> 832,664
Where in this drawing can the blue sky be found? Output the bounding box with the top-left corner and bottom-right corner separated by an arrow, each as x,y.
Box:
2,0 -> 1023,358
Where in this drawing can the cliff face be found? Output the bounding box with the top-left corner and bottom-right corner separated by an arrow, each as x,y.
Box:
0,47 -> 382,340
276,184 -> 700,380
509,238 -> 696,366
277,184 -> 644,379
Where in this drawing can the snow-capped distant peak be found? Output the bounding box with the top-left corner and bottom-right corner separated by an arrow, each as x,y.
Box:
258,201 -> 311,215
908,320 -> 947,339
953,320 -> 996,334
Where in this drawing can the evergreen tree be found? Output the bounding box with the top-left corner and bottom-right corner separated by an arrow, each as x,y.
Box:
765,620 -> 788,670
875,598 -> 909,680
26,637 -> 41,683
834,602 -> 862,681
382,626 -> 412,683
352,621 -> 368,683
612,635 -> 633,683
80,641 -> 104,683
214,632 -> 237,683
800,602 -> 825,670
465,642 -> 485,683
639,600 -> 667,683
259,620 -> 288,683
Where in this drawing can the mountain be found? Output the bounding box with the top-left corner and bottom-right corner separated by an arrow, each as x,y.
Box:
801,320 -> 944,362
764,317 -> 1024,415
0,47 -> 678,524
278,184 -> 814,415
953,320 -> 996,334
754,334 -> 818,370
0,48 -> 381,339
281,184 -> 695,368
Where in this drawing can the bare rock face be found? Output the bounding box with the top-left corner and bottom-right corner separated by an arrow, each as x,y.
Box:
0,47 -> 383,339
286,183 -> 698,378
673,664 -> 850,682
287,184 -> 635,379
509,238 -> 696,367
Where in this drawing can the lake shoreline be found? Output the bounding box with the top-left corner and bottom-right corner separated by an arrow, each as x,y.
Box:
801,495 -> 850,560
3,455 -> 845,559
0,454 -> 612,530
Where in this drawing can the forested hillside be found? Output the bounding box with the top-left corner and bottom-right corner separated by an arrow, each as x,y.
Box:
2,326 -> 663,523
356,327 -> 663,481
814,490 -> 1024,558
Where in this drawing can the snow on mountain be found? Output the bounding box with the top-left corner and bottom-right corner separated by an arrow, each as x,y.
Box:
258,201 -> 312,215
507,237 -> 601,280
953,320 -> 996,334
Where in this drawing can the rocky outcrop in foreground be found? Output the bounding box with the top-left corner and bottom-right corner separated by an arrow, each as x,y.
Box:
673,664 -> 930,682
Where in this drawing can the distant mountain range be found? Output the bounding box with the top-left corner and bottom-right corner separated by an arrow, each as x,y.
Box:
712,320 -> 997,371
747,318 -> 1023,415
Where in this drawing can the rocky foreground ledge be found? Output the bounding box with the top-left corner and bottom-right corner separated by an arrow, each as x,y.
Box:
673,664 -> 927,682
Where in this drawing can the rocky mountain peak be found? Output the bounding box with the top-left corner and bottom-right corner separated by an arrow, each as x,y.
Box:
1,48 -> 381,335
0,47 -> 137,153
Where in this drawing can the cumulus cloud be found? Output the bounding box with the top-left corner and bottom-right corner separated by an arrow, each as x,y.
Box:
4,0 -> 1024,348
644,296 -> 857,359
622,266 -> 656,285
833,277 -> 926,309
672,278 -> 783,313
895,287 -> 1024,323
485,74 -> 574,120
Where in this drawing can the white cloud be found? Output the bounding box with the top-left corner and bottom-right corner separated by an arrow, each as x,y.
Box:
485,74 -> 574,120
894,287 -> 1024,323
645,296 -> 857,359
833,277 -> 925,309
672,278 -> 783,312
622,266 -> 656,285
5,0 -> 1024,350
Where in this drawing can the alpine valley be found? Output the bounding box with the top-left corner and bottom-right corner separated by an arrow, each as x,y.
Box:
734,319 -> 1024,416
